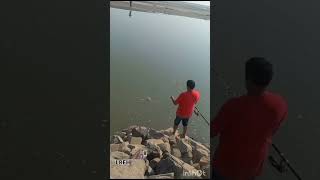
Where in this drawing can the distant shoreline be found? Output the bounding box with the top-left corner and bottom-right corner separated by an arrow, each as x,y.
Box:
110,1 -> 210,20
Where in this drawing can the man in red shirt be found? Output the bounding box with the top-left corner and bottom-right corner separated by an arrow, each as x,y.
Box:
211,57 -> 288,180
170,80 -> 200,138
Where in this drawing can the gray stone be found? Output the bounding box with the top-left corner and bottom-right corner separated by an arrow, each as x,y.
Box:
147,172 -> 174,179
192,163 -> 201,170
158,143 -> 171,154
148,128 -> 166,139
199,156 -> 209,167
171,148 -> 181,158
129,136 -> 143,145
119,142 -> 130,154
168,136 -> 177,145
130,145 -> 148,159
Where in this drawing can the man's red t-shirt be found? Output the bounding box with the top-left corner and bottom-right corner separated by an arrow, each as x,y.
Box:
176,90 -> 200,118
211,91 -> 288,179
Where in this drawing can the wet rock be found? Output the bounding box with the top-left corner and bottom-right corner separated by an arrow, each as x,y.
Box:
111,135 -> 124,144
110,159 -> 146,179
129,136 -> 142,145
158,143 -> 171,154
147,172 -> 174,179
193,147 -> 209,163
111,151 -> 130,160
171,148 -> 181,158
149,158 -> 161,169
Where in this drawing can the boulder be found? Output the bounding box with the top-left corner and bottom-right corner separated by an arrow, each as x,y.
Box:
155,154 -> 198,179
145,165 -> 155,176
149,158 -> 161,169
132,126 -> 149,138
114,141 -> 130,154
168,136 -> 177,145
199,156 -> 209,167
148,128 -> 166,139
146,144 -> 163,161
158,143 -> 171,154
110,144 -> 121,152
177,139 -> 192,154
161,128 -> 175,136
171,148 -> 181,158
110,159 -> 146,179
146,139 -> 164,146
181,151 -> 193,164
111,135 -> 124,144
130,145 -> 148,159
192,147 -> 209,163
111,151 -> 130,160
147,172 -> 174,179
188,138 -> 210,154
192,163 -> 201,170
129,136 -> 143,145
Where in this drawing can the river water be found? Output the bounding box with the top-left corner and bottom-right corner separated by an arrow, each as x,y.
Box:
110,8 -> 210,144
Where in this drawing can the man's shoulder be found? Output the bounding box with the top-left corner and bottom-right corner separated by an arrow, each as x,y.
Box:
265,91 -> 287,105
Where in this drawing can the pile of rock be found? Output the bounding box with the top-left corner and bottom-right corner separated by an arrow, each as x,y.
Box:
110,125 -> 210,179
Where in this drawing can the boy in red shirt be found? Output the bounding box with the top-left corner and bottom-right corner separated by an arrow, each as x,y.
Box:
170,80 -> 200,138
211,57 -> 288,180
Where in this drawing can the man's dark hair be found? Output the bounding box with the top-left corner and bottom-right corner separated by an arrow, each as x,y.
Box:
187,80 -> 195,89
245,57 -> 273,87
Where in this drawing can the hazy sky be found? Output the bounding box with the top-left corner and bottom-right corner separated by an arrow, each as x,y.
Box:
184,1 -> 210,6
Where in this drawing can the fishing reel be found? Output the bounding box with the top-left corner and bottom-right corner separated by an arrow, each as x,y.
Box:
268,155 -> 288,173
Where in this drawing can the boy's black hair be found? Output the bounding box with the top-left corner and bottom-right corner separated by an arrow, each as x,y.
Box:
187,80 -> 195,89
245,57 -> 273,87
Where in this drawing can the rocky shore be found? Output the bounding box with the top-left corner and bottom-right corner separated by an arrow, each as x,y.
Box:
110,125 -> 210,179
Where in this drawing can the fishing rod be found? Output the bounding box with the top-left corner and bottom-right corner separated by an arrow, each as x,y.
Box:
212,69 -> 302,180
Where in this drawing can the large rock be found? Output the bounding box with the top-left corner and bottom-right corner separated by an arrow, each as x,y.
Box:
192,147 -> 209,163
119,142 -> 131,154
168,136 -> 177,145
111,135 -> 124,144
130,145 -> 148,159
129,136 -> 143,145
177,139 -> 192,154
155,154 -> 198,179
148,128 -> 166,139
147,173 -> 174,179
181,151 -> 193,164
132,126 -> 149,138
110,144 -> 121,152
146,143 -> 163,161
199,156 -> 209,167
149,158 -> 161,169
110,158 -> 146,179
171,148 -> 181,158
111,151 -> 130,160
146,139 -> 164,146
145,166 -> 155,176
158,143 -> 171,154
188,138 -> 210,154
192,163 -> 201,170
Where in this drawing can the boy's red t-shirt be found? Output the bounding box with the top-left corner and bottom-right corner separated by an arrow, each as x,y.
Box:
176,90 -> 200,118
211,91 -> 288,179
